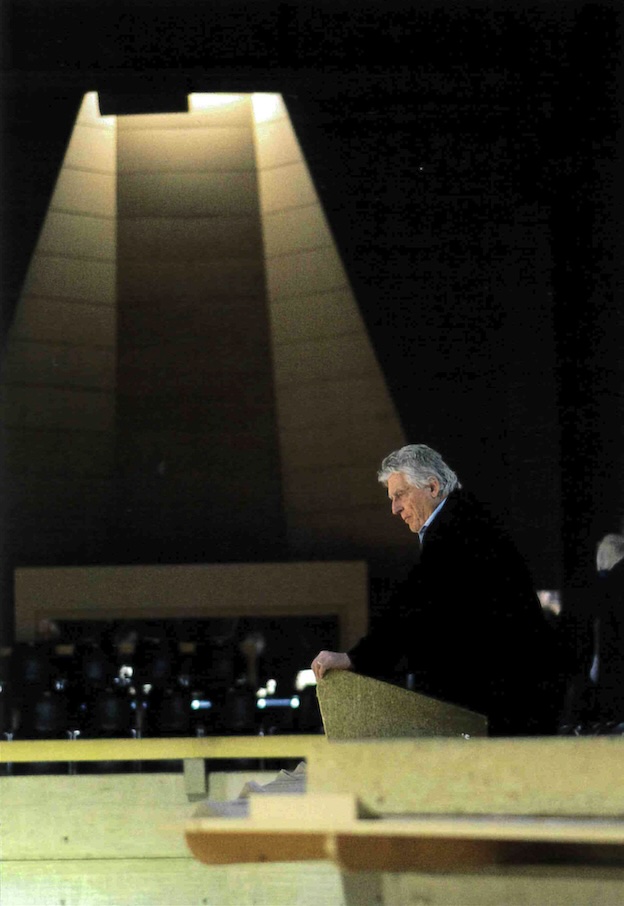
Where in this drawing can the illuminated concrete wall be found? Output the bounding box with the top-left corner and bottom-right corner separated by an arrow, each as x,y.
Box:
114,95 -> 284,563
252,95 -> 407,560
0,93 -> 117,564
0,90 -> 409,591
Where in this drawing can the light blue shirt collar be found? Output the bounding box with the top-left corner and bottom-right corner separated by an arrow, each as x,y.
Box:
418,496 -> 448,544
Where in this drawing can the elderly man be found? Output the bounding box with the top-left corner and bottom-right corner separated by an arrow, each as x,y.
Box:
312,444 -> 563,736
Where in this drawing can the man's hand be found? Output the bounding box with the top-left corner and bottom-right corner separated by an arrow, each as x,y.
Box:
311,650 -> 352,681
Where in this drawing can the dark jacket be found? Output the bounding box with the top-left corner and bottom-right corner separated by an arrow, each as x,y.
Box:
594,557 -> 624,722
348,488 -> 563,735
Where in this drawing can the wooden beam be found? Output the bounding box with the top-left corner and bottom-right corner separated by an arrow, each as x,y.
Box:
14,561 -> 367,647
306,736 -> 624,817
185,794 -> 624,871
0,734 -> 325,764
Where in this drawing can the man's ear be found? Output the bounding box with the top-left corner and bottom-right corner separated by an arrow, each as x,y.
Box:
430,478 -> 441,498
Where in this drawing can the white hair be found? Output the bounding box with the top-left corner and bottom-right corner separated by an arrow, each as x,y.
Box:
377,444 -> 461,497
596,533 -> 624,572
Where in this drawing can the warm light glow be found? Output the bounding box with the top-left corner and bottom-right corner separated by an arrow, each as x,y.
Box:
93,91 -> 283,123
188,93 -> 247,112
92,92 -> 116,126
251,93 -> 284,124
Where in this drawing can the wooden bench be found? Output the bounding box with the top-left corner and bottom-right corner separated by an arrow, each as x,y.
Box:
183,674 -> 624,905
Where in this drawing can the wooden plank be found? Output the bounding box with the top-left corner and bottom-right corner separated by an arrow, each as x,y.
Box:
306,736 -> 624,817
187,811 -> 624,849
186,829 -> 328,865
332,834 -> 624,873
332,835 -> 503,873
356,816 -> 624,844
332,813 -> 624,872
186,799 -> 624,871
186,794 -> 357,865
0,733 -> 325,764
249,792 -> 358,825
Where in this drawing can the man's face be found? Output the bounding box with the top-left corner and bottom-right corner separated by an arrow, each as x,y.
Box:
386,472 -> 440,534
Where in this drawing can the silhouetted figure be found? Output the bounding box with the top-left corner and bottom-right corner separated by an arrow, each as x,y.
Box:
313,444 -> 564,736
593,535 -> 624,727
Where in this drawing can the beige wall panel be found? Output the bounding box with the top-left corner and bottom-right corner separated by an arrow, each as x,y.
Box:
49,168 -> 116,218
14,561 -> 368,645
267,246 -> 349,301
279,415 -> 405,468
118,344 -> 271,385
118,258 -> 264,304
5,428 -> 115,477
117,127 -> 255,173
1,859 -> 343,906
37,212 -> 115,261
262,203 -> 332,258
0,385 -> 114,431
62,122 -> 116,173
118,215 -> 262,262
2,774 -> 192,859
277,376 -> 400,431
0,340 -> 115,390
254,117 -> 303,170
3,860 -> 623,906
9,297 -> 115,347
270,288 -> 369,344
22,255 -> 116,306
118,171 -> 259,218
274,332 -> 383,386
257,161 -> 318,214
120,294 -> 268,344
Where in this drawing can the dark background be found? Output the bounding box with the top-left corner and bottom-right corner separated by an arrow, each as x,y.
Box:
1,0 -> 623,642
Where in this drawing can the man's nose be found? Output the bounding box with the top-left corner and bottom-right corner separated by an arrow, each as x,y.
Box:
391,499 -> 402,515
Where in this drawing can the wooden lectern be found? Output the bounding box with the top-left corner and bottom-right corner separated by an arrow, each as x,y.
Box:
316,670 -> 488,739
